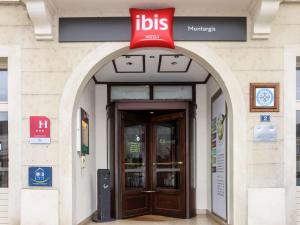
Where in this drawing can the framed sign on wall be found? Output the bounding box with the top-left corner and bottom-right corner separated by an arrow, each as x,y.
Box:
29,116 -> 51,144
250,83 -> 280,112
80,108 -> 89,155
211,89 -> 227,221
28,166 -> 52,187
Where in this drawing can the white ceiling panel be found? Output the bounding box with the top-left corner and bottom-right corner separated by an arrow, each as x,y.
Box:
158,55 -> 191,73
113,55 -> 145,73
52,0 -> 253,17
94,48 -> 210,83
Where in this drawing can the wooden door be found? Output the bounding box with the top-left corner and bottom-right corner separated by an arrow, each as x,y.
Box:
120,111 -> 151,218
150,112 -> 186,218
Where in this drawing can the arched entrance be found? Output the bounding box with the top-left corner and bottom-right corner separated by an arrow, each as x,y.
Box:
59,43 -> 247,225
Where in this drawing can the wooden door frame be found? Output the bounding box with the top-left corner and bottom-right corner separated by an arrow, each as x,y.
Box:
111,101 -> 194,219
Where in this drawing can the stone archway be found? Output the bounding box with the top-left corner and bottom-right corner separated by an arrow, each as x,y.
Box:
59,42 -> 247,225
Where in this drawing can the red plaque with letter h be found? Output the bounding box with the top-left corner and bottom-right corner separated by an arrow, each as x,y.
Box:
30,116 -> 51,144
130,8 -> 175,49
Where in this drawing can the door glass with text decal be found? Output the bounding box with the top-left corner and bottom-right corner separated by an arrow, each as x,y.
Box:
124,124 -> 146,189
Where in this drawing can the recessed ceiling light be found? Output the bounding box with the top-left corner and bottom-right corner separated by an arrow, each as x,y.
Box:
126,62 -> 133,65
150,111 -> 154,114
171,61 -> 177,65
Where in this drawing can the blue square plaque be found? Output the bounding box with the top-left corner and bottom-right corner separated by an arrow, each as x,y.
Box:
28,167 -> 52,187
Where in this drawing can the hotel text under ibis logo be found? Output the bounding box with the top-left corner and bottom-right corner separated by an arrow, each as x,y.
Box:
130,8 -> 175,49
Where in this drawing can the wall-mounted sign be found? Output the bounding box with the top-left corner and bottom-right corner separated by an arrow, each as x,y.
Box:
254,124 -> 277,142
211,89 -> 227,221
28,166 -> 52,187
130,8 -> 175,49
260,115 -> 271,122
59,17 -> 246,42
81,108 -> 89,155
30,116 -> 51,144
250,83 -> 280,112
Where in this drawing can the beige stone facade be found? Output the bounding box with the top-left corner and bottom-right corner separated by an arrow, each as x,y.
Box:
0,1 -> 299,225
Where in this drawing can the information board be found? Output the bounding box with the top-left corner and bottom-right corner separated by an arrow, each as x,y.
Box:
211,90 -> 227,221
81,108 -> 89,155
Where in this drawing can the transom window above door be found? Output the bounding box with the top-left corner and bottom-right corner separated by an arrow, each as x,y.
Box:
109,85 -> 194,102
0,58 -> 7,102
296,68 -> 300,100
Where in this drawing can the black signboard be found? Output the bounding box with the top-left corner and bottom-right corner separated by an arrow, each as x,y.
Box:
59,17 -> 246,42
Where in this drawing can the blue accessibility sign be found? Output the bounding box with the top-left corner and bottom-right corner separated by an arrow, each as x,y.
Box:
28,167 -> 52,187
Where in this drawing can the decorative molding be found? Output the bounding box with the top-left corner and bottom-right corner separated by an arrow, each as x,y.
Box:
92,79 -> 206,85
24,0 -> 56,40
282,0 -> 300,2
250,0 -> 282,39
0,0 -> 20,3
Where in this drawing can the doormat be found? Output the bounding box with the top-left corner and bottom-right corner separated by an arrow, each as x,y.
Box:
128,215 -> 178,222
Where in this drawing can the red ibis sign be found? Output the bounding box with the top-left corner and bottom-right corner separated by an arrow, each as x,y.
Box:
130,8 -> 175,49
30,116 -> 51,144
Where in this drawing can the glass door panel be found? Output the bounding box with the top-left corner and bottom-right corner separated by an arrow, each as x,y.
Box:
124,124 -> 146,190
151,111 -> 186,218
155,121 -> 180,189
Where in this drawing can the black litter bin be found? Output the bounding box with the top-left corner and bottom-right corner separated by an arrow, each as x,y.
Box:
93,169 -> 114,222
